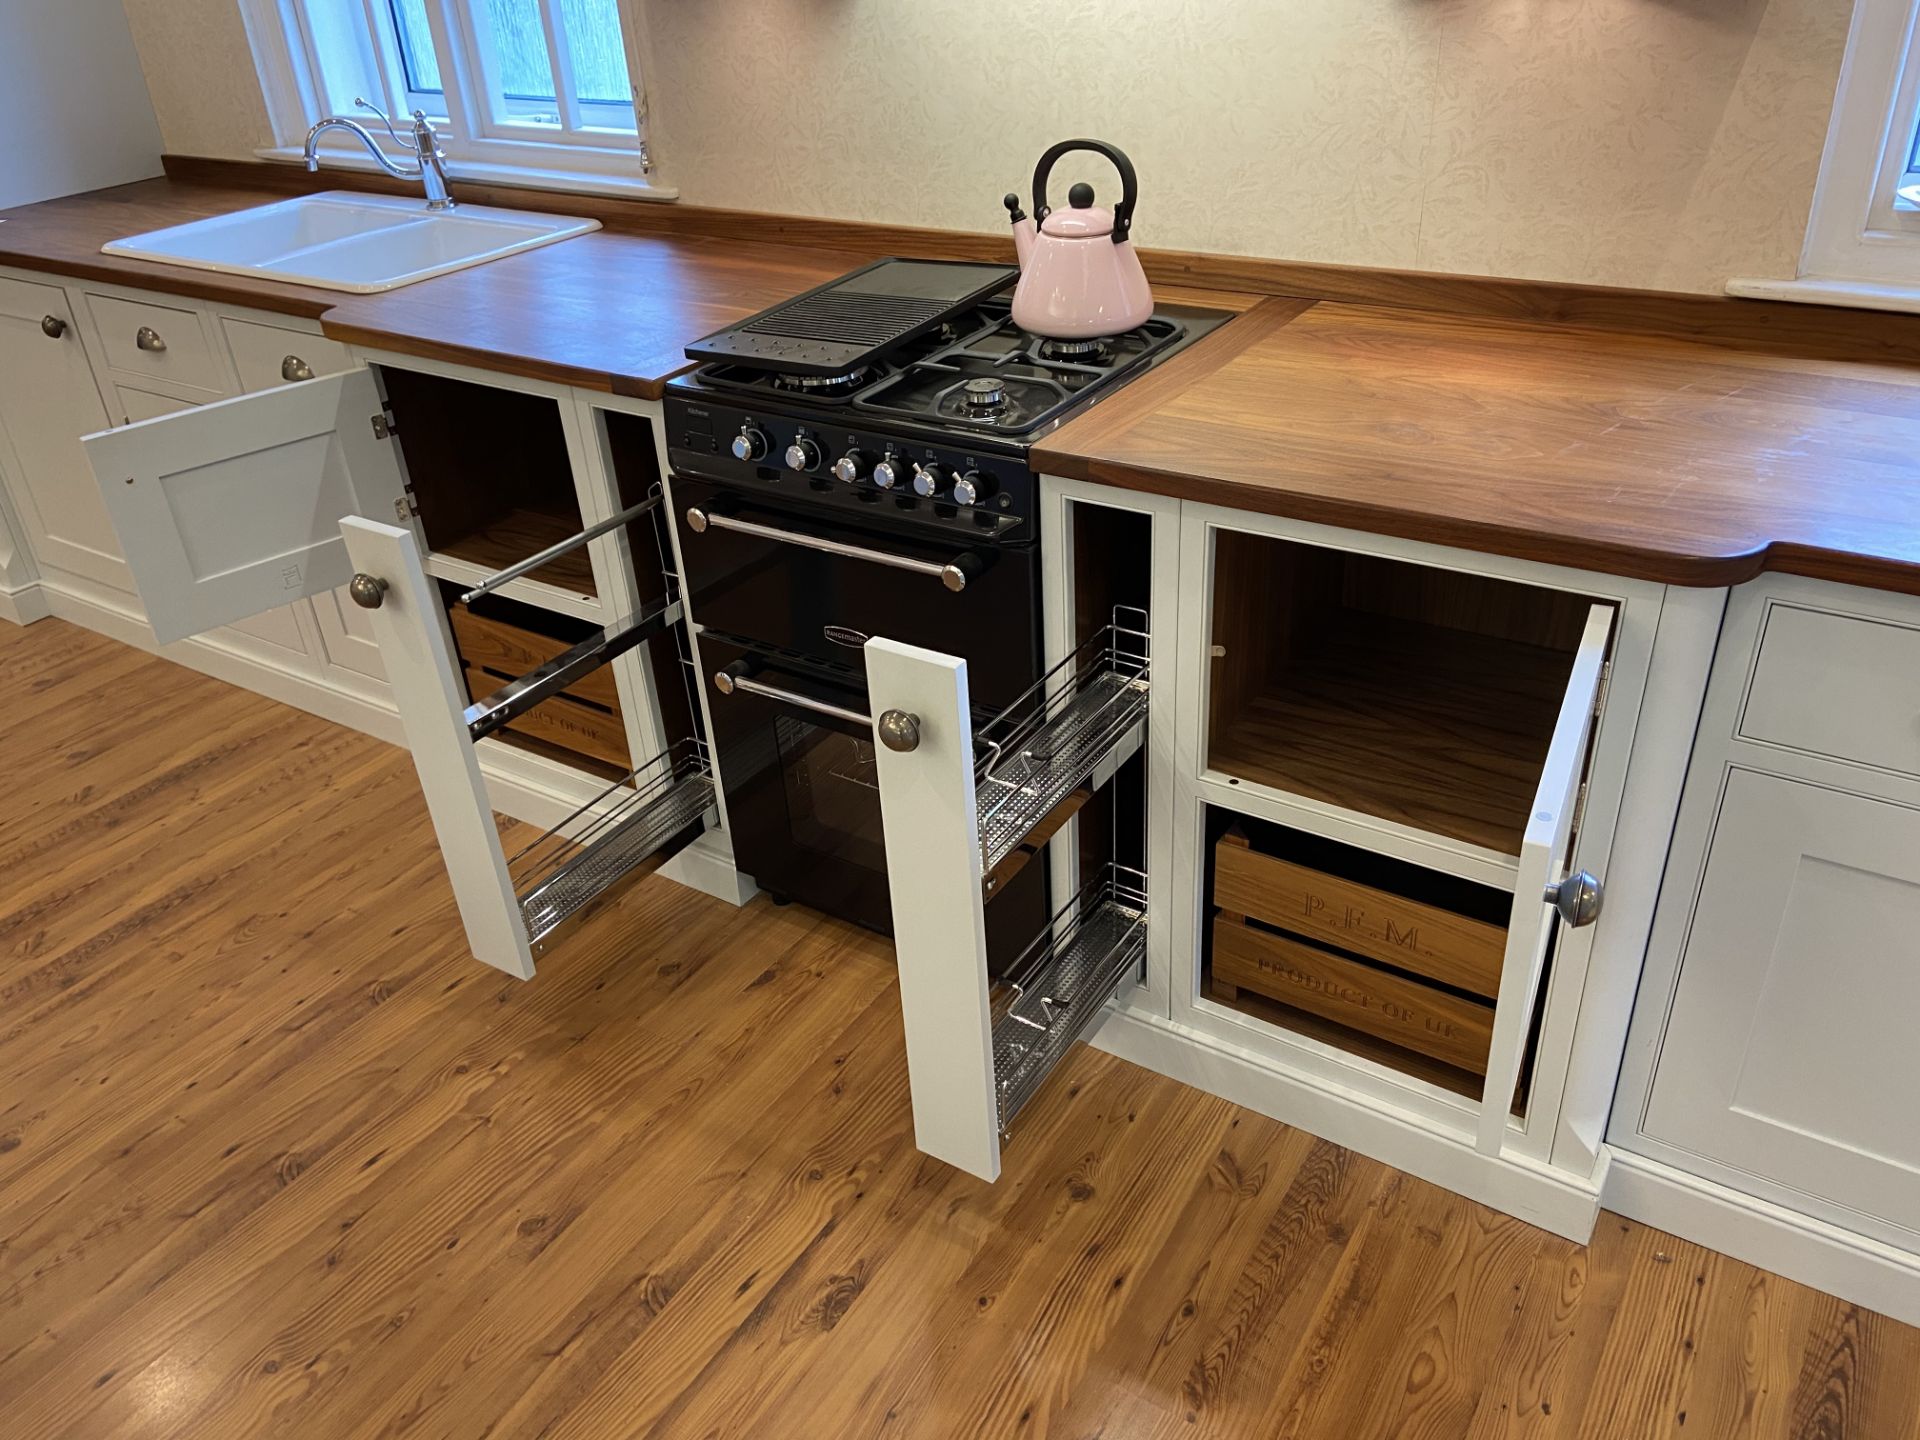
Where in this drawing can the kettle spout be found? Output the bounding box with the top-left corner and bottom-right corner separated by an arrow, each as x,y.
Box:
1003,193 -> 1034,270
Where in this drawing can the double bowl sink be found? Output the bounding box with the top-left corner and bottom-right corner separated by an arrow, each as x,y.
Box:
102,191 -> 599,294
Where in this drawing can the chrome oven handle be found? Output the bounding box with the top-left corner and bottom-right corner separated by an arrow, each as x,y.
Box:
713,663 -> 872,727
685,506 -> 981,593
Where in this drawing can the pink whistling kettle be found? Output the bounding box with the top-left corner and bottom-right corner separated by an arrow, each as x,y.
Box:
1003,139 -> 1153,340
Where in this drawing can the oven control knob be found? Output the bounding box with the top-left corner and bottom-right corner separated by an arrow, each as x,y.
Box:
912,462 -> 947,497
730,425 -> 769,462
871,452 -> 908,489
951,470 -> 994,506
832,449 -> 868,484
785,436 -> 822,472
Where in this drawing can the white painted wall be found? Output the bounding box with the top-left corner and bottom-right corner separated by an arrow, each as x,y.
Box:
0,0 -> 164,208
115,0 -> 1847,295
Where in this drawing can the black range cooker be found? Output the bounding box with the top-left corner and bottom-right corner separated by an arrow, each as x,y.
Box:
664,258 -> 1229,954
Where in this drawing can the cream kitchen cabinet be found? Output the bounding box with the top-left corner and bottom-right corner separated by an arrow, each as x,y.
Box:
0,274 -> 129,592
1612,575 -> 1920,1325
79,346 -> 721,981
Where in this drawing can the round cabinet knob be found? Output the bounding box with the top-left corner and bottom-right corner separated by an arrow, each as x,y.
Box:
832,449 -> 868,484
1544,870 -> 1605,928
952,470 -> 994,506
785,437 -> 822,472
877,708 -> 921,752
348,573 -> 389,610
281,355 -> 315,383
731,425 -> 769,462
135,325 -> 167,353
39,315 -> 67,339
871,452 -> 907,490
911,462 -> 946,497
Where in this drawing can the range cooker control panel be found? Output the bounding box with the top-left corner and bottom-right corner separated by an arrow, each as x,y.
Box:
666,399 -> 1036,541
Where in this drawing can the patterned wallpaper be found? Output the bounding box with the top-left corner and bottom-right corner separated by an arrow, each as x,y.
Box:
121,0 -> 1850,294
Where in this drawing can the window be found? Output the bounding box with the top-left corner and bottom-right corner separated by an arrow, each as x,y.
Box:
1739,0 -> 1920,300
244,0 -> 656,187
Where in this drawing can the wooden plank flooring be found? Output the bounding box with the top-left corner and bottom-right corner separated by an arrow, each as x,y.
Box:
2,615 -> 1917,1439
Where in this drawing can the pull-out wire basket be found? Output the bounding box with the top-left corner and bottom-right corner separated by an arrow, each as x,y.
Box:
974,606 -> 1150,882
508,738 -> 715,953
990,862 -> 1149,1132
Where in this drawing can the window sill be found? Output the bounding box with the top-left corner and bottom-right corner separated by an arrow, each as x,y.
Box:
254,146 -> 679,203
1725,276 -> 1920,315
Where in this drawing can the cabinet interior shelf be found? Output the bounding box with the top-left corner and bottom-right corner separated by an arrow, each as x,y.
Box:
435,507 -> 599,600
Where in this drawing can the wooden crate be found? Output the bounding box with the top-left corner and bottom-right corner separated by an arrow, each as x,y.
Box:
1211,916 -> 1495,1075
452,603 -> 629,772
1213,831 -> 1505,999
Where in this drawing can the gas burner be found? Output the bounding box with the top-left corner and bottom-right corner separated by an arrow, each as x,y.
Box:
962,376 -> 1007,413
773,366 -> 871,395
1038,335 -> 1112,364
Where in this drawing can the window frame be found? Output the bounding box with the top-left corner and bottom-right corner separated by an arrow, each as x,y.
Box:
238,0 -> 660,191
1793,0 -> 1920,285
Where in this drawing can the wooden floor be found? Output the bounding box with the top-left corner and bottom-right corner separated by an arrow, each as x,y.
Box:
3,617 -> 1918,1440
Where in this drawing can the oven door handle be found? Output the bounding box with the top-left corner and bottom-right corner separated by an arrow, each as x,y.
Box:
712,660 -> 873,727
684,506 -> 983,593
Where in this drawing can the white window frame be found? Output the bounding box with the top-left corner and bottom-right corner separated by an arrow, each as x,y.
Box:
236,0 -> 670,197
1730,0 -> 1920,309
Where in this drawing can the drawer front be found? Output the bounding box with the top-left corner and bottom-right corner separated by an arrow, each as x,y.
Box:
87,293 -> 225,393
222,318 -> 354,395
463,664 -> 629,769
1212,917 -> 1495,1074
1741,602 -> 1920,779
449,604 -> 622,712
116,385 -> 196,424
1214,835 -> 1506,998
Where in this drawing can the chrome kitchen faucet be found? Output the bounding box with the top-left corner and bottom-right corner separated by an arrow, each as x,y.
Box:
303,98 -> 455,211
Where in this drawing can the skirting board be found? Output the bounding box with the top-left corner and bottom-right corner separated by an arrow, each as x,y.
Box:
0,580 -> 52,625
1091,1004 -> 1607,1242
1606,1151 -> 1920,1327
24,576 -> 754,911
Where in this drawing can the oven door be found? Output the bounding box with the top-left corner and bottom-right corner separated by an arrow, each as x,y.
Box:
700,633 -> 1048,961
672,476 -> 1039,708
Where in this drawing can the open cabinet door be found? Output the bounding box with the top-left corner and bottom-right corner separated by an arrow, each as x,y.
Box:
82,367 -> 406,643
340,517 -> 715,980
1477,604 -> 1616,1154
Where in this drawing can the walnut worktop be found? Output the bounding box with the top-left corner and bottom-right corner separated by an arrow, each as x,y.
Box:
1037,298 -> 1920,592
7,173 -> 1920,592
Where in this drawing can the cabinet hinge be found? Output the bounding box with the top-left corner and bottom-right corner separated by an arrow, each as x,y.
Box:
393,487 -> 420,522
371,410 -> 398,440
1570,780 -> 1590,838
1592,660 -> 1612,720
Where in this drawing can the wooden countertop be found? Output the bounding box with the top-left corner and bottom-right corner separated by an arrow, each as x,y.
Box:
8,175 -> 1920,592
1036,298 -> 1920,593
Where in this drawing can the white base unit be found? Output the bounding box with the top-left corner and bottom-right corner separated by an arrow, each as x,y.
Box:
1613,575 -> 1920,1315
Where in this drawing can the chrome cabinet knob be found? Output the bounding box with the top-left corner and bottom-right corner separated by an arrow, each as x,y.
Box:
877,709 -> 921,752
1544,870 -> 1604,928
135,325 -> 167,353
39,314 -> 67,339
348,573 -> 389,609
281,354 -> 315,382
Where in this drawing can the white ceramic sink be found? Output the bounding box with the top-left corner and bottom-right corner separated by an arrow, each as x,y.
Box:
101,191 -> 600,294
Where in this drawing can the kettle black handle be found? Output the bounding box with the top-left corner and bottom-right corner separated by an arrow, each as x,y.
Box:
1031,139 -> 1138,243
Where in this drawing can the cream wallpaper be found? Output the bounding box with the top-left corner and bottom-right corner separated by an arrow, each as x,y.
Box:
119,0 -> 1850,294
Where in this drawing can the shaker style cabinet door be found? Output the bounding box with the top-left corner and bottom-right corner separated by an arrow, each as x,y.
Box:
81,366 -> 406,643
1639,768 -> 1920,1242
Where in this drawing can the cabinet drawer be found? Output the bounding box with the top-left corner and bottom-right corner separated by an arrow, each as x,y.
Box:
222,318 -> 353,394
86,293 -> 225,393
1211,917 -> 1495,1075
1741,603 -> 1920,779
449,603 -> 621,712
1214,832 -> 1506,998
